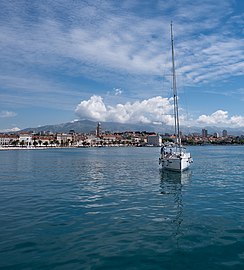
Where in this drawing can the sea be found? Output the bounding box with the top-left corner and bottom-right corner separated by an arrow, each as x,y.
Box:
0,145 -> 243,270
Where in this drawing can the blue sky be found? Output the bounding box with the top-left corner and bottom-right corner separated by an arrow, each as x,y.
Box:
0,0 -> 243,132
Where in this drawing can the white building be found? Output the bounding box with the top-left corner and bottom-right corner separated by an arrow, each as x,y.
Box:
56,133 -> 73,145
147,134 -> 162,146
0,134 -> 19,146
19,133 -> 33,146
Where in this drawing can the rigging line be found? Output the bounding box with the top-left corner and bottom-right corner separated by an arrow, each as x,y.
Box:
171,22 -> 180,144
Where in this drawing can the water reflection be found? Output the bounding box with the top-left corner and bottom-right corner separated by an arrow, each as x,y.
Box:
159,170 -> 192,244
160,169 -> 192,185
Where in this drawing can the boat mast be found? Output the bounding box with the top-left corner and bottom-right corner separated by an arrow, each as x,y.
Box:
170,22 -> 181,146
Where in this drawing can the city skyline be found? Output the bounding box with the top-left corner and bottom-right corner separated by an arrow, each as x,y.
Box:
0,0 -> 243,132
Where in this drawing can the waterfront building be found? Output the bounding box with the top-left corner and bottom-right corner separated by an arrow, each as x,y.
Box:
0,134 -> 19,146
202,129 -> 208,138
222,130 -> 228,137
147,134 -> 162,146
56,133 -> 73,146
19,132 -> 33,146
32,135 -> 55,147
96,122 -> 101,137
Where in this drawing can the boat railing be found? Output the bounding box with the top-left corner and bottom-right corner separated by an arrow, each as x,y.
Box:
161,145 -> 188,158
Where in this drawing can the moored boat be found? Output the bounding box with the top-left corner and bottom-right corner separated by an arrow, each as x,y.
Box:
159,23 -> 193,172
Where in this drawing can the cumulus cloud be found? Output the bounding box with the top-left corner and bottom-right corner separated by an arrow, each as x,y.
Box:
75,96 -> 244,128
0,127 -> 20,132
197,110 -> 244,127
0,110 -> 17,118
75,95 -> 175,125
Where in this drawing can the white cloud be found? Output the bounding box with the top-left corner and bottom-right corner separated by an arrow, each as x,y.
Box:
70,119 -> 79,123
197,110 -> 244,127
0,0 -> 243,125
1,0 -> 242,84
0,110 -> 17,118
106,88 -> 123,97
75,95 -> 175,125
75,96 -> 244,128
114,88 -> 123,96
0,127 -> 20,133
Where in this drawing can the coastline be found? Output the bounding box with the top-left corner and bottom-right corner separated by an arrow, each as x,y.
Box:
0,146 -> 73,151
1,143 -> 243,151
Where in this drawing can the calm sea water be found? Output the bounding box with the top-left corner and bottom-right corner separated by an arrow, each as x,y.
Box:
0,146 -> 243,270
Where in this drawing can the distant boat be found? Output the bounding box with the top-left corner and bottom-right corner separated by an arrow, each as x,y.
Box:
159,22 -> 193,172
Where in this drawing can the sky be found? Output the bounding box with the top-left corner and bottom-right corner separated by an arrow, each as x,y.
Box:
0,0 -> 243,132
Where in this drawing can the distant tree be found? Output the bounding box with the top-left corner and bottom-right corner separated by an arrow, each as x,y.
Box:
32,139 -> 38,147
55,140 -> 60,147
33,140 -> 38,147
162,138 -> 174,143
20,140 -> 25,147
38,140 -> 42,147
43,141 -> 49,147
185,139 -> 195,145
11,140 -> 19,146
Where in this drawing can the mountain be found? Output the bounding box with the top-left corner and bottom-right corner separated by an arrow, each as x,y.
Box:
21,120 -> 167,134
21,120 -> 243,135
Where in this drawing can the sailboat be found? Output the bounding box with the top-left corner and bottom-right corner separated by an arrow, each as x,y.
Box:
159,22 -> 193,172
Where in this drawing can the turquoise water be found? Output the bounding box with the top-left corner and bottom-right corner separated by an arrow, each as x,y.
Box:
0,146 -> 243,269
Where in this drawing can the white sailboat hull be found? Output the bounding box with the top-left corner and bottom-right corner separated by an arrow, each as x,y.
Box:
159,149 -> 192,172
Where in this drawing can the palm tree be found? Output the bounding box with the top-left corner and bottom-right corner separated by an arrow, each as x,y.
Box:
43,141 -> 49,147
20,140 -> 25,147
33,139 -> 38,147
11,140 -> 19,147
67,139 -> 71,147
55,140 -> 60,147
33,141 -> 38,147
